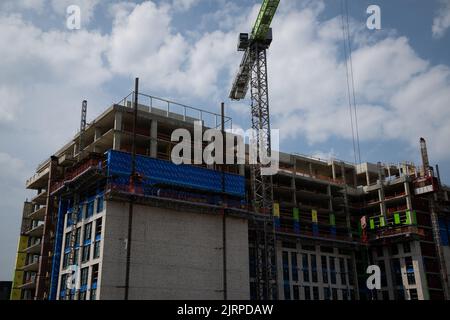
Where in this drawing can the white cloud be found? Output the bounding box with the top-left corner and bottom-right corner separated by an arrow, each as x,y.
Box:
0,152 -> 25,182
0,0 -> 103,25
0,14 -> 111,87
433,0 -> 450,38
0,0 -> 449,174
49,0 -> 102,25
172,0 -> 200,12
107,1 -> 240,99
0,86 -> 24,123
311,149 -> 338,162
0,0 -> 47,12
265,3 -> 450,165
0,13 -> 112,168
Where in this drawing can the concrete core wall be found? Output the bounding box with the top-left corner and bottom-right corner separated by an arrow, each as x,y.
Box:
100,201 -> 249,300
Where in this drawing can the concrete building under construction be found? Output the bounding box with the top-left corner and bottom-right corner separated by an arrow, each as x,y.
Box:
9,92 -> 450,300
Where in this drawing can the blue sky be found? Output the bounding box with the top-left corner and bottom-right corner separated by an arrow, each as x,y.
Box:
1,0 -> 450,280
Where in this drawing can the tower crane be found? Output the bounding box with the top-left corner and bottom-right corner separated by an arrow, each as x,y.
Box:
229,0 -> 280,300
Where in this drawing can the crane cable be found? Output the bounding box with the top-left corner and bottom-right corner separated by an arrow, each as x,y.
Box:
340,0 -> 362,165
341,0 -> 373,300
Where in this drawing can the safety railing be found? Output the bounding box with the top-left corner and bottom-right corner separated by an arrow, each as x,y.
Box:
116,92 -> 233,130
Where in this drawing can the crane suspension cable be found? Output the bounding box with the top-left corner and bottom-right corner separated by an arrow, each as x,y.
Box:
341,0 -> 362,165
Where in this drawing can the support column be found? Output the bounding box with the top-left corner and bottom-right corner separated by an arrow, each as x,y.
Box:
331,161 -> 336,181
378,163 -> 387,219
292,156 -> 297,205
412,241 -> 429,300
150,119 -> 158,158
113,111 -> 122,151
404,182 -> 413,210
341,162 -> 352,239
93,128 -> 102,153
239,164 -> 245,176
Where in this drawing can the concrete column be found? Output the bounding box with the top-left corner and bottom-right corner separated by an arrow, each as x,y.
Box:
309,163 -> 313,177
150,119 -> 158,158
404,182 -> 413,210
366,170 -> 370,186
94,128 -> 102,153
239,164 -> 245,176
113,112 -> 122,151
331,161 -> 336,181
383,256 -> 396,300
378,188 -> 387,217
341,163 -> 352,239
292,158 -> 297,205
327,185 -> 333,211
412,241 -> 429,300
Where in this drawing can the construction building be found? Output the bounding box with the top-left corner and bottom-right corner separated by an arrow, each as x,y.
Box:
9,92 -> 450,300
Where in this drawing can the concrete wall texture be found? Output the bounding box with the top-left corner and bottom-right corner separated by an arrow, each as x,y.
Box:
100,201 -> 249,300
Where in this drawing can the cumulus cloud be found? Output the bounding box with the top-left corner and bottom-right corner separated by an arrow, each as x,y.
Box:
50,0 -> 103,25
0,12 -> 112,164
266,3 -> 450,164
172,0 -> 200,12
1,0 -> 449,163
1,0 -> 104,25
107,1 -> 239,99
433,0 -> 450,38
0,0 -> 47,12
311,149 -> 338,162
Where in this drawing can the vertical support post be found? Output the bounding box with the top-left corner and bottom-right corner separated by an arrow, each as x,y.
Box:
221,102 -> 227,300
331,161 -> 336,181
436,164 -> 442,186
124,78 -> 139,300
132,79 -> 138,175
150,119 -> 158,158
113,112 -> 122,151
341,162 -> 352,239
93,128 -> 101,153
377,162 -> 387,220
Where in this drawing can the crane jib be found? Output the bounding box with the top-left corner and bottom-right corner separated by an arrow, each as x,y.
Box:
229,0 -> 280,100
251,0 -> 280,41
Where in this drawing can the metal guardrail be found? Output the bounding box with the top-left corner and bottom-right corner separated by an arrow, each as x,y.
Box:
26,167 -> 50,187
116,92 -> 233,130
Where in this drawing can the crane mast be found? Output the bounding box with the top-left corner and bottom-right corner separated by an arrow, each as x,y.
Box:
229,0 -> 280,300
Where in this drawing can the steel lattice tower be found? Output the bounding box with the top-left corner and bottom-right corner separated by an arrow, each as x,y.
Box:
229,0 -> 280,300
